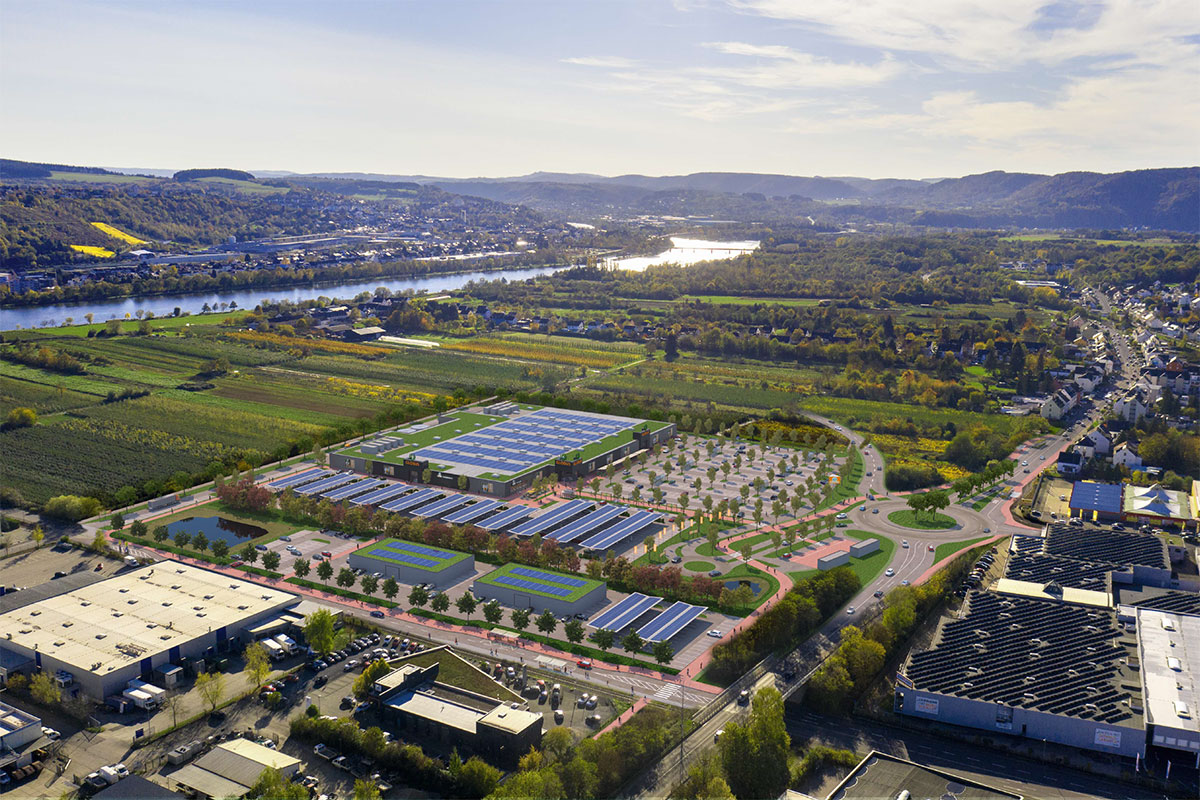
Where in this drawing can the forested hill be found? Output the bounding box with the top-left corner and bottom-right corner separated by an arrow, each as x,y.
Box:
423,167 -> 1199,231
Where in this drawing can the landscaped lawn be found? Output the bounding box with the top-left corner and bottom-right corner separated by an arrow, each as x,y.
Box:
393,649 -> 518,702
845,530 -> 896,586
139,500 -> 307,542
788,569 -> 818,584
683,560 -> 714,572
933,536 -> 990,563
887,509 -> 957,530
719,562 -> 780,612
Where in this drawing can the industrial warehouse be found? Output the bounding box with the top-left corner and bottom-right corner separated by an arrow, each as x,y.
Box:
347,538 -> 475,588
472,564 -> 608,618
0,564 -> 300,702
329,402 -> 675,496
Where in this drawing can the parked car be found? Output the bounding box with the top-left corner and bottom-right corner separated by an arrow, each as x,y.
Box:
707,630 -> 723,638
370,610 -> 385,618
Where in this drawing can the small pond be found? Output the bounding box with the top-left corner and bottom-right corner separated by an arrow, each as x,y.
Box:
165,516 -> 267,546
724,579 -> 762,595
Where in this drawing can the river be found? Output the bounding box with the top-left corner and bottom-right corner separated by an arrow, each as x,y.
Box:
1,238 -> 759,330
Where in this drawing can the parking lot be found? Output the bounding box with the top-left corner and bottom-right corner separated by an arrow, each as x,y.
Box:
258,528 -> 350,565
0,543 -> 127,594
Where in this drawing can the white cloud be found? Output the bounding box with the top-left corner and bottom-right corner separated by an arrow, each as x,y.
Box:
563,56 -> 637,68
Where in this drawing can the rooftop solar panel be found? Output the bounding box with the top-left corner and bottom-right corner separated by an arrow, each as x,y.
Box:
296,473 -> 357,495
588,593 -> 660,630
322,478 -> 387,501
412,493 -> 470,519
350,482 -> 412,507
637,601 -> 706,643
443,499 -> 504,524
387,540 -> 455,560
547,504 -> 627,544
579,511 -> 661,552
493,574 -> 571,597
476,505 -> 534,531
369,548 -> 439,568
509,566 -> 587,588
510,499 -> 594,537
380,488 -> 443,513
267,467 -> 328,489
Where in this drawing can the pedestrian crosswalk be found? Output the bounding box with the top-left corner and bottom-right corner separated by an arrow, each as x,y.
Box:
653,684 -> 681,702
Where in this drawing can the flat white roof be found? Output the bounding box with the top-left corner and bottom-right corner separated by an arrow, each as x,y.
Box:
0,564 -> 296,677
1137,607 -> 1199,734
0,701 -> 38,736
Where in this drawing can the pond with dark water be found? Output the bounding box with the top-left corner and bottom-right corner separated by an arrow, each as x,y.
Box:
724,579 -> 762,595
165,516 -> 267,546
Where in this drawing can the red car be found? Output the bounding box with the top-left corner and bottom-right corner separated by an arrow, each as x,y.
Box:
576,659 -> 592,670
320,551 -> 333,559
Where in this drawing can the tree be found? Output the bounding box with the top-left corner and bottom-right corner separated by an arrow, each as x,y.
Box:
111,512 -> 125,530
483,599 -> 503,624
249,768 -> 307,800
173,530 -> 191,549
152,525 -> 169,543
337,568 -> 357,590
408,584 -> 429,608
30,525 -> 44,549
195,671 -> 224,714
293,558 -> 310,578
382,577 -> 399,602
360,574 -> 378,596
718,687 -> 790,800
211,540 -> 229,559
622,630 -> 644,654
353,779 -> 382,800
189,531 -> 207,553
564,619 -> 585,644
431,592 -> 450,613
303,608 -> 338,655
244,642 -> 271,688
29,672 -> 61,706
542,726 -> 574,763
511,607 -> 531,631
316,559 -> 334,584
652,640 -> 674,665
261,550 -> 281,571
239,544 -> 257,564
456,756 -> 502,797
353,659 -> 391,698
536,609 -> 557,635
593,628 -> 615,652
456,592 -> 478,621
5,407 -> 37,428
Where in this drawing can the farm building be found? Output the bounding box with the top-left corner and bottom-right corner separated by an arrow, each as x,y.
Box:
347,538 -> 474,589
331,402 -> 675,497
0,564 -> 298,701
472,563 -> 607,617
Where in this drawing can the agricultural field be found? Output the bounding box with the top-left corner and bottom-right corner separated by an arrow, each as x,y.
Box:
69,244 -> 115,258
47,170 -> 154,184
90,221 -> 147,244
439,334 -> 641,368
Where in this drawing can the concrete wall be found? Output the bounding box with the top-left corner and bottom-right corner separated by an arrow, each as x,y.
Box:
896,688 -> 1145,759
817,551 -> 850,571
471,579 -> 608,617
347,551 -> 474,590
849,539 -> 880,558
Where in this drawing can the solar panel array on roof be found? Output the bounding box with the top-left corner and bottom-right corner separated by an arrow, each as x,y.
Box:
637,601 -> 706,643
588,593 -> 659,631
546,504 -> 626,544
476,505 -> 534,531
371,548 -> 440,569
903,592 -> 1136,724
363,540 -> 458,570
380,488 -> 443,513
443,499 -> 504,524
350,482 -> 413,507
579,510 -> 660,552
296,473 -> 356,495
493,574 -> 571,597
322,478 -> 387,501
388,540 -> 455,560
511,499 -> 593,537
509,566 -> 587,587
267,468 -> 328,489
1043,525 -> 1167,568
413,493 -> 470,519
411,408 -> 636,475
1068,481 -> 1124,513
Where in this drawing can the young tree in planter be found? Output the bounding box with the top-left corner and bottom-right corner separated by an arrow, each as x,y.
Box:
408,585 -> 430,608
653,640 -> 674,666
261,550 -> 281,571
382,577 -> 399,602
293,558 -> 310,578
593,628 -> 615,652
336,568 -> 357,590
316,559 -> 334,584
483,600 -> 503,625
360,574 -> 378,597
536,610 -> 557,635
622,631 -> 644,655
211,540 -> 229,560
431,592 -> 450,614
564,619 -> 585,644
239,544 -> 257,563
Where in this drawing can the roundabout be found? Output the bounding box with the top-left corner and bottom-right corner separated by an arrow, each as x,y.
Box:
887,509 -> 957,530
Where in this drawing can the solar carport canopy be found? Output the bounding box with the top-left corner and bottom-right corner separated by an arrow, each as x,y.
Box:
579,510 -> 660,552
637,601 -> 706,642
296,473 -> 356,495
443,499 -> 504,524
380,487 -> 443,513
588,593 -> 660,631
322,478 -> 387,501
351,482 -> 412,507
510,499 -> 593,537
476,505 -> 534,531
546,504 -> 626,544
267,467 -> 329,489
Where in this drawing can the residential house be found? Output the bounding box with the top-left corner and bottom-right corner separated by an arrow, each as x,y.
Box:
1112,441 -> 1143,470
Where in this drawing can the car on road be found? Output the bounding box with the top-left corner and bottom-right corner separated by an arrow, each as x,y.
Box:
835,512 -> 847,520
871,508 -> 879,514
708,569 -> 722,578
320,551 -> 333,559
928,544 -> 935,552
370,610 -> 385,618
707,630 -> 723,638
254,544 -> 269,551
885,568 -> 895,577
576,659 -> 592,669
279,536 -> 291,542
846,606 -> 856,614
902,540 -> 909,548
873,590 -> 884,598
901,579 -> 910,586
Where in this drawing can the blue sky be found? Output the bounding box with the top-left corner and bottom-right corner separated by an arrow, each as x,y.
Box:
2,0 -> 1197,178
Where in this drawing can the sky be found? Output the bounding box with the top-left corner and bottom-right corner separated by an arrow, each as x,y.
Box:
2,0 -> 1198,179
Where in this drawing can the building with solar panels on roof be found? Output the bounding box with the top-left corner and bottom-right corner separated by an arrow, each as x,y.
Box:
472,563 -> 607,617
348,539 -> 474,589
330,402 -> 675,497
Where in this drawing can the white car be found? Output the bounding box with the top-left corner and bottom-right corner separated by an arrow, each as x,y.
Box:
885,568 -> 895,577
707,630 -> 723,638
846,606 -> 856,615
41,727 -> 60,740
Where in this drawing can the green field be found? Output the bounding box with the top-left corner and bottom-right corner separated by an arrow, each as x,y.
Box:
390,648 -> 519,702
194,177 -> 288,194
354,538 -> 470,573
887,510 -> 957,530
683,560 -> 714,572
844,530 -> 896,586
475,562 -> 603,602
47,170 -> 154,184
719,562 -> 780,611
933,536 -> 989,562
675,295 -> 824,307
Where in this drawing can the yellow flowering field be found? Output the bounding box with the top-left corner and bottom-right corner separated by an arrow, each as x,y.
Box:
90,221 -> 147,244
